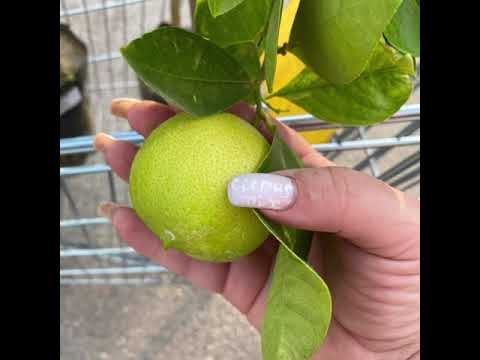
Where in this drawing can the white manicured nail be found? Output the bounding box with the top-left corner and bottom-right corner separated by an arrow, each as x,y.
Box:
227,174 -> 297,210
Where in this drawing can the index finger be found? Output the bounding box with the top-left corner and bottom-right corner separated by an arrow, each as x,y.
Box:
111,98 -> 178,137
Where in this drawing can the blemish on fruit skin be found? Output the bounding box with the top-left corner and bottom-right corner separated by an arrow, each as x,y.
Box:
224,249 -> 238,261
163,229 -> 176,248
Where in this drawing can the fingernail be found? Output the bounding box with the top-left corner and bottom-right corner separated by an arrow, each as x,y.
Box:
94,133 -> 115,153
97,201 -> 121,220
227,174 -> 297,210
111,98 -> 142,118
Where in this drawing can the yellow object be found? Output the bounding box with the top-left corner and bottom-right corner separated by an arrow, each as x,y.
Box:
267,0 -> 336,144
299,130 -> 336,144
129,113 -> 270,262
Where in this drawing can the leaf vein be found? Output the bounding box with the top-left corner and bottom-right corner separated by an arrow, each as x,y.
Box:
138,62 -> 251,85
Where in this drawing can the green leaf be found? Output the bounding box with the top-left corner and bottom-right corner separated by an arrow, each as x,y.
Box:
195,0 -> 273,47
208,0 -> 246,17
264,0 -> 283,93
225,41 -> 262,81
254,128 -> 312,258
384,0 -> 420,56
290,0 -> 403,85
270,40 -> 415,126
262,245 -> 332,360
121,27 -> 253,116
255,127 -> 304,185
253,129 -> 332,360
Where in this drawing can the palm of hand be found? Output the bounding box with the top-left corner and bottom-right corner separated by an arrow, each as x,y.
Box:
308,232 -> 419,359
97,100 -> 419,360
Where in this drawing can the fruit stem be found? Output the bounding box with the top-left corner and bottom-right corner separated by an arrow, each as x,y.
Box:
263,100 -> 288,114
254,88 -> 266,129
277,42 -> 289,55
254,90 -> 277,137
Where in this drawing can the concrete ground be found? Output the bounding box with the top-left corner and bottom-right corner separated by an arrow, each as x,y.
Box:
60,1 -> 420,359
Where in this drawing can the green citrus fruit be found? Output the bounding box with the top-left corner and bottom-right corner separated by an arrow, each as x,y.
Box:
129,112 -> 270,262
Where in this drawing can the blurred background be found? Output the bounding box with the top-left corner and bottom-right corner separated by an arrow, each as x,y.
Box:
60,1 -> 420,359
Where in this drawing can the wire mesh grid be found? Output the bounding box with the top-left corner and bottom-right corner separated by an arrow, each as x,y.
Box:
60,0 -> 420,286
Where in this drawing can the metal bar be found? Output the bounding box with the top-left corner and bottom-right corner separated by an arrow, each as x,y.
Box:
116,3 -> 129,267
326,128 -> 358,160
60,104 -> 420,152
122,0 -> 129,87
61,265 -> 167,276
357,128 -> 380,177
61,217 -> 111,228
291,115 -> 420,132
88,51 -> 122,64
281,104 -> 420,127
60,181 -> 64,218
81,0 -> 101,89
60,131 -> 142,153
61,147 -> 98,155
60,178 -> 93,244
106,158 -> 118,251
137,0 -> 146,287
414,81 -> 420,93
313,135 -> 420,152
60,0 -> 71,24
61,247 -> 136,257
414,64 -> 420,92
354,120 -> 420,171
87,81 -> 138,92
378,151 -> 421,182
400,178 -> 421,192
60,0 -> 145,17
61,132 -> 420,154
389,165 -> 420,188
60,243 -> 150,266
107,171 -> 118,203
61,278 -> 160,285
60,105 -> 420,143
101,0 -> 116,96
61,164 -> 111,176
330,128 -> 356,142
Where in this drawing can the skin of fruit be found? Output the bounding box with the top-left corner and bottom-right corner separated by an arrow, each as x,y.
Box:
129,112 -> 271,262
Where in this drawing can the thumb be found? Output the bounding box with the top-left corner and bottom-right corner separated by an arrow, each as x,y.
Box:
227,168 -> 420,260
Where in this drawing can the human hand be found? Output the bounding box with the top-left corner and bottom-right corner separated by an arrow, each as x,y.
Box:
95,99 -> 420,360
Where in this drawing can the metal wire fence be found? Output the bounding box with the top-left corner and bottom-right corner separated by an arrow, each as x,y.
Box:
60,0 -> 420,286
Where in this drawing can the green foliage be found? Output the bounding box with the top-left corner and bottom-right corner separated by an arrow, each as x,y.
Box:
225,41 -> 262,81
263,0 -> 283,92
384,0 -> 420,56
253,130 -> 332,360
208,0 -> 247,17
121,27 -> 253,116
289,0 -> 403,85
195,0 -> 273,47
121,1 -> 420,358
270,40 -> 416,125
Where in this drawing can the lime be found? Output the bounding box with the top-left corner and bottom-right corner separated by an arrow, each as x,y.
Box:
129,112 -> 270,262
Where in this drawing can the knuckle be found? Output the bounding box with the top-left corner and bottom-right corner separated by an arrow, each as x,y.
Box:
324,167 -> 352,233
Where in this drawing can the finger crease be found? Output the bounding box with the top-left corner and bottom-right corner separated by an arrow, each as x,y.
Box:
245,248 -> 275,321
